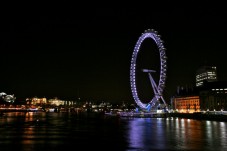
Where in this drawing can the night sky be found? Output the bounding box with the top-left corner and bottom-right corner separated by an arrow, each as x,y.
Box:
1,2 -> 227,104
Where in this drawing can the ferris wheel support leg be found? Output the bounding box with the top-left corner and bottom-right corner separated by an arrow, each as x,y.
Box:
146,104 -> 151,112
148,72 -> 166,108
148,73 -> 159,95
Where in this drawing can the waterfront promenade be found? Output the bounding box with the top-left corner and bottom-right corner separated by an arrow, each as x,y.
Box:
169,112 -> 227,122
0,108 -> 37,113
1,107 -> 227,122
106,111 -> 227,122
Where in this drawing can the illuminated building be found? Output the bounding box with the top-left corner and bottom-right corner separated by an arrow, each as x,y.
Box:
196,66 -> 217,87
48,97 -> 65,106
173,96 -> 200,113
173,66 -> 227,112
26,97 -> 47,105
173,85 -> 200,113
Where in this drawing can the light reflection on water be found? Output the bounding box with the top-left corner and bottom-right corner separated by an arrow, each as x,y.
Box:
126,117 -> 227,151
1,112 -> 227,151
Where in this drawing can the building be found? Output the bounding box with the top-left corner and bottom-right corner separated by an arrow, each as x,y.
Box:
48,97 -> 65,106
26,97 -> 47,105
173,96 -> 200,113
172,86 -> 200,113
196,66 -> 217,87
199,81 -> 227,111
173,65 -> 227,113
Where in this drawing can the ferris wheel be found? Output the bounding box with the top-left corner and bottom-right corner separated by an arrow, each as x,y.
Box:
130,29 -> 167,111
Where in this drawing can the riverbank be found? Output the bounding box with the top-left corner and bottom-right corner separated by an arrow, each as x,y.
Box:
106,111 -> 227,122
168,112 -> 227,122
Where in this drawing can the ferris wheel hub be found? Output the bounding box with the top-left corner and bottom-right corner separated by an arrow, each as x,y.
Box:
142,69 -> 156,73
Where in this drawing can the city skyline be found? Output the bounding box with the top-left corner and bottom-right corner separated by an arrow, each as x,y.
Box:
1,2 -> 227,104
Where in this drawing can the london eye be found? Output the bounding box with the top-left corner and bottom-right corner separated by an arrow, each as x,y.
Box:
130,29 -> 167,111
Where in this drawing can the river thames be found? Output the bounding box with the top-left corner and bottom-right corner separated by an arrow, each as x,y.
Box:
0,112 -> 227,151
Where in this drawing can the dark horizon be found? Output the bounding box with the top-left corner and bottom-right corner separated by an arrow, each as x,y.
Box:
1,2 -> 227,104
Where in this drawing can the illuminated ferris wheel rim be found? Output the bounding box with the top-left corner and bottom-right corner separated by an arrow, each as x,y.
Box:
130,29 -> 167,109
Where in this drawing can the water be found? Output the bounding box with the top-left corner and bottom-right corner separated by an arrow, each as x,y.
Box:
0,112 -> 227,151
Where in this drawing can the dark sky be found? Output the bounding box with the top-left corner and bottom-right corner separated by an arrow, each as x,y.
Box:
1,2 -> 227,104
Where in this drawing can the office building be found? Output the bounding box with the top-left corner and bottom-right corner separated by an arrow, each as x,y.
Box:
196,66 -> 217,87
